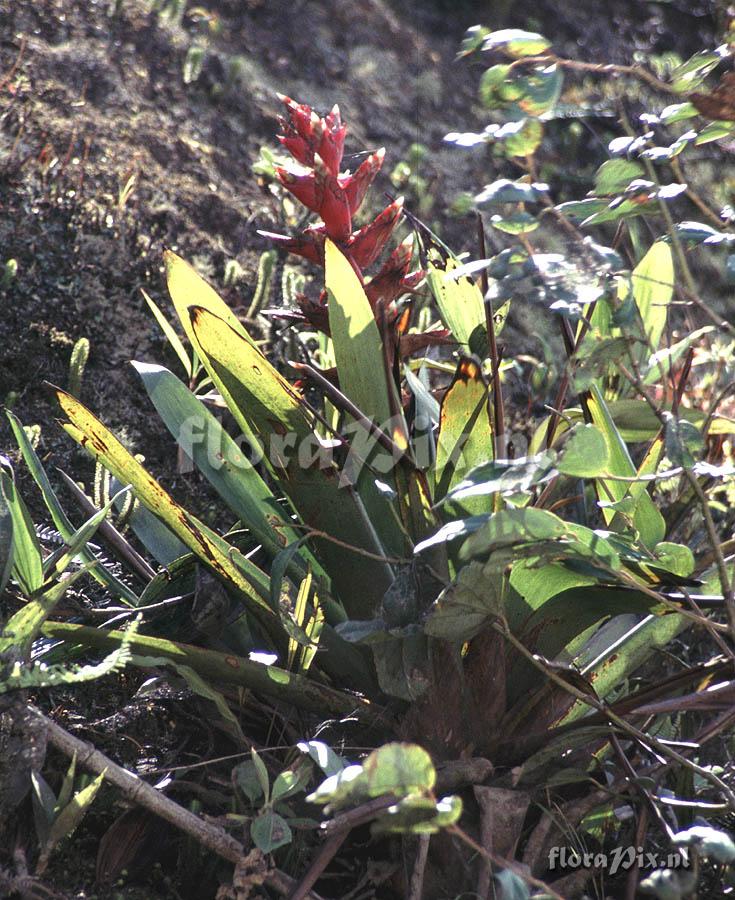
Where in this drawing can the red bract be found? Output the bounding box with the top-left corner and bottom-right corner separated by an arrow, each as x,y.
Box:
263,95 -> 424,334
348,198 -> 403,270
276,94 -> 345,176
366,237 -> 425,306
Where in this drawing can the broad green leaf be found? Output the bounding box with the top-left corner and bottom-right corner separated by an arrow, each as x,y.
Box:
506,585 -> 669,704
640,131 -> 697,162
593,159 -> 645,196
587,384 -> 665,548
581,185 -> 686,227
308,743 -> 436,811
632,242 -> 674,351
188,305 -> 394,617
489,212 -> 539,234
413,514 -> 490,556
515,63 -> 562,117
481,29 -> 551,58
460,507 -> 568,560
370,631 -> 431,701
475,179 -> 549,206
52,387 -> 277,626
372,793 -> 462,835
560,610 -> 687,723
325,238 -> 399,436
433,358 -> 493,513
555,198 -> 608,222
7,411 -> 139,604
663,413 -> 704,468
670,46 -> 728,93
672,221 -> 732,245
642,326 -> 714,385
695,120 -> 735,144
441,453 -> 556,505
297,740 -> 347,778
251,810 -> 292,853
234,759 -> 265,803
459,25 -> 490,56
0,470 -> 43,596
494,118 -> 543,156
272,768 -> 306,804
658,101 -> 697,123
124,500 -> 188,566
654,542 -> 695,578
325,239 -> 410,552
531,401 -> 735,449
478,64 -> 517,106
509,558 -> 597,608
673,826 -> 735,863
557,424 -> 609,478
423,561 -> 504,641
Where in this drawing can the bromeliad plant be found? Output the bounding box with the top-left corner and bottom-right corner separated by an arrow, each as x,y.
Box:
30,82 -> 735,894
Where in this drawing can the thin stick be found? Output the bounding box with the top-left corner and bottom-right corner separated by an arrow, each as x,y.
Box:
494,620 -> 735,808
26,706 -> 324,900
292,362 -> 408,461
506,53 -> 678,95
408,835 -> 430,900
290,831 -> 349,900
56,467 -> 156,582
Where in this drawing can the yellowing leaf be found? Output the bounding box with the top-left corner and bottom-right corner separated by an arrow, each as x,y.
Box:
425,246 -> 486,350
632,242 -> 674,351
434,358 -> 492,514
325,239 -> 397,432
53,387 -> 276,623
164,250 -> 253,348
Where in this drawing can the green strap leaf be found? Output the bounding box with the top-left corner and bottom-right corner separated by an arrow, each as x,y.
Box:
7,410 -> 139,605
0,469 -> 43,596
0,471 -> 15,596
133,362 -> 310,566
587,384 -> 665,547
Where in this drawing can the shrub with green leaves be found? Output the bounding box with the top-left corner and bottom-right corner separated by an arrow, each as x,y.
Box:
7,30 -> 735,898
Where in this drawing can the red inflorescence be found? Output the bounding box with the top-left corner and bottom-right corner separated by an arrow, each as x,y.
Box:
261,95 -> 424,330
